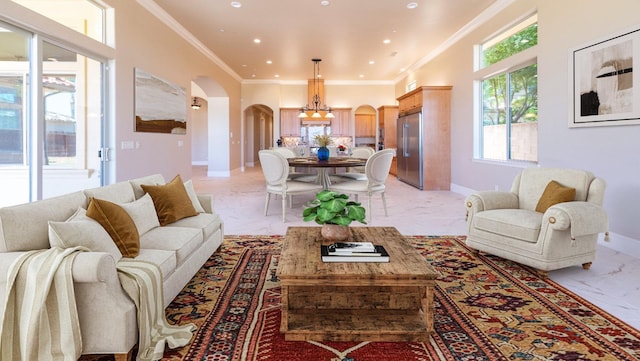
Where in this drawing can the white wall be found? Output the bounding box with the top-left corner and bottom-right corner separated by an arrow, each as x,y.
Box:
110,1 -> 242,181
191,101 -> 208,164
396,0 -> 640,241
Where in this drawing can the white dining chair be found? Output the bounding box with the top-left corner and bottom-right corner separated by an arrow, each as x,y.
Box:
258,150 -> 323,222
334,146 -> 376,181
329,149 -> 394,221
271,147 -> 315,181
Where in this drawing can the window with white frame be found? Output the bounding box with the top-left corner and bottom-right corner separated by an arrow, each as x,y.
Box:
11,0 -> 106,43
476,15 -> 538,162
0,0 -> 111,206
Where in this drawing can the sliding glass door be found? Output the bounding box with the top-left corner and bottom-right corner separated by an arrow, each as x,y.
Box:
0,22 -> 105,207
0,23 -> 30,206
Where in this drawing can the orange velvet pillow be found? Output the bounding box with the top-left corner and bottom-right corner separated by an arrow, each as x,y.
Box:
141,174 -> 198,226
86,197 -> 140,258
535,180 -> 576,213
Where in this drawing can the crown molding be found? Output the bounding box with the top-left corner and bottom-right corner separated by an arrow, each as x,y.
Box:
137,0 -> 242,82
394,0 -> 517,83
140,0 -> 516,85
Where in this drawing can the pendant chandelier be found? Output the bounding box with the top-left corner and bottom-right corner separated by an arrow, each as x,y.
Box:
298,58 -> 334,119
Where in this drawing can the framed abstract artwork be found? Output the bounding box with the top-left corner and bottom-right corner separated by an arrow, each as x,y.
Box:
570,26 -> 639,127
134,68 -> 187,134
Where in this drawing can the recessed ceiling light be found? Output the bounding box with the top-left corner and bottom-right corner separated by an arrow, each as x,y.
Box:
266,60 -> 272,64
406,2 -> 418,9
230,2 -> 242,8
219,28 -> 225,32
242,64 -> 247,67
400,68 -> 406,72
368,60 -> 375,65
383,39 -> 391,44
274,74 -> 279,78
253,38 -> 261,44
320,0 -> 330,6
359,74 -> 365,78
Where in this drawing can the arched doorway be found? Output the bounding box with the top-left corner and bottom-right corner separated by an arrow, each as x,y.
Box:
191,77 -> 230,177
354,105 -> 378,149
244,104 -> 274,167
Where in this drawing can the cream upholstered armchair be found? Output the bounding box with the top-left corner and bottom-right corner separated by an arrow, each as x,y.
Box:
464,167 -> 609,277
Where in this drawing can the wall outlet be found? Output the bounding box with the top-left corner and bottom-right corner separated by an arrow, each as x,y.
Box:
121,141 -> 134,150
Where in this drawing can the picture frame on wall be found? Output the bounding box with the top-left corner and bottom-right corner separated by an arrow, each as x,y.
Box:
134,68 -> 187,134
570,26 -> 639,127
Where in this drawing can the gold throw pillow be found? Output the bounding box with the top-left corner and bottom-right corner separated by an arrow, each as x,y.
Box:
141,174 -> 198,226
535,180 -> 576,213
86,197 -> 140,258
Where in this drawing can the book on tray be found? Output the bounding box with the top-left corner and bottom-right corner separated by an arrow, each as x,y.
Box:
321,243 -> 389,263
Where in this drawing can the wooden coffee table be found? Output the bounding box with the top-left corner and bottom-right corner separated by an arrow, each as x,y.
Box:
277,226 -> 439,342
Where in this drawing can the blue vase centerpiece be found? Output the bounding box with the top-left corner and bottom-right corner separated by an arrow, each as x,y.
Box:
317,146 -> 330,161
314,134 -> 332,161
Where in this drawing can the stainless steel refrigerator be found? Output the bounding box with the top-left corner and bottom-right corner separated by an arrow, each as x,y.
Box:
396,111 -> 423,189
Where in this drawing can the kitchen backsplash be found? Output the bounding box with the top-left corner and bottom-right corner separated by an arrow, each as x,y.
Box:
281,136 -> 352,148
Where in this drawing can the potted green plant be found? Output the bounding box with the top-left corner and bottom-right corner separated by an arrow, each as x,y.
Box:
303,190 -> 366,241
314,134 -> 332,161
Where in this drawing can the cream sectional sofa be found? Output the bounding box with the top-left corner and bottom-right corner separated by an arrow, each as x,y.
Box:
0,174 -> 224,360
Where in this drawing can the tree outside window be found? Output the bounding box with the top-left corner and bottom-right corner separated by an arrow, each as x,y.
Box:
478,17 -> 538,162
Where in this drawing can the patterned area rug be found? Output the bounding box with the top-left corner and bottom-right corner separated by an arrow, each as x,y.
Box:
85,235 -> 640,360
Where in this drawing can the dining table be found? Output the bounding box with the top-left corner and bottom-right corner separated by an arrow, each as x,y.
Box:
287,157 -> 367,189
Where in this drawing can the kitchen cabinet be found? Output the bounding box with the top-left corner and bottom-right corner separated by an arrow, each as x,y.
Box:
355,114 -> 375,137
280,108 -> 301,136
396,86 -> 451,190
378,105 -> 399,175
398,91 -> 423,113
330,108 -> 352,136
378,106 -> 398,149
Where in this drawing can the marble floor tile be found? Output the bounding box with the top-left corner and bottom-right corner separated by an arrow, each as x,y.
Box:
191,165 -> 639,330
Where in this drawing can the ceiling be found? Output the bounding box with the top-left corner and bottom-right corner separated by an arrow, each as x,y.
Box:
151,0 -> 498,82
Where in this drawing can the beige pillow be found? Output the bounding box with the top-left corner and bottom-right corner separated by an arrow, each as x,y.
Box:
119,193 -> 160,235
48,208 -> 123,261
129,174 -> 166,200
535,180 -> 576,213
86,197 -> 140,258
141,174 -> 198,226
184,179 -> 206,213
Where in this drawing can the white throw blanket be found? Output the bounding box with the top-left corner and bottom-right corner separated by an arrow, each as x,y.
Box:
116,259 -> 196,361
0,247 -> 86,361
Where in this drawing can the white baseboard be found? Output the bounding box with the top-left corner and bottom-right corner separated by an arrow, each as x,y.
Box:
450,183 -> 475,197
600,232 -> 640,259
207,170 -> 230,177
192,160 -> 207,166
